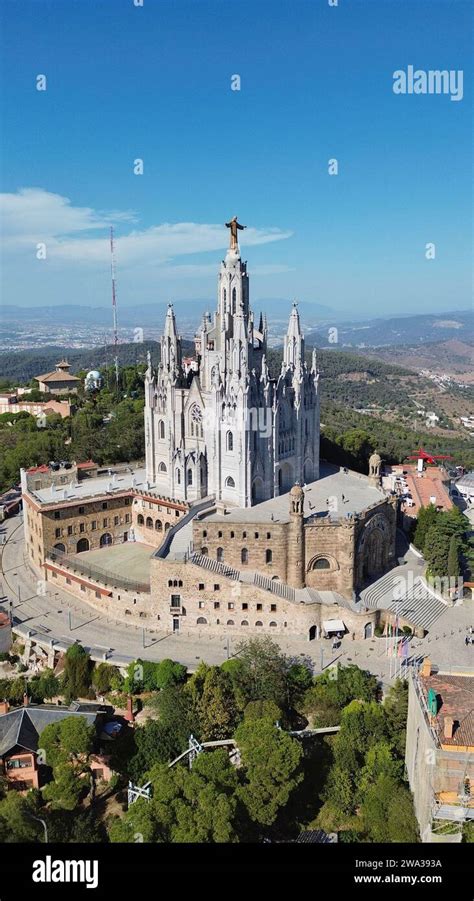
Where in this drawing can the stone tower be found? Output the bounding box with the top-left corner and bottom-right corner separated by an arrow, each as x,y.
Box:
287,483 -> 305,589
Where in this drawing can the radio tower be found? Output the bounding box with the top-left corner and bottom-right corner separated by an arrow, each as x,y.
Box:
110,226 -> 119,390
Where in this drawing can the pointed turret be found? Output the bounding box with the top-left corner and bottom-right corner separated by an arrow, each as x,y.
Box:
283,302 -> 304,369
160,303 -> 182,373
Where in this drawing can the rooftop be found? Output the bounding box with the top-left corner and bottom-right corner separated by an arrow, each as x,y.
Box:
0,704 -> 100,757
205,464 -> 385,524
29,466 -> 149,505
420,671 -> 474,750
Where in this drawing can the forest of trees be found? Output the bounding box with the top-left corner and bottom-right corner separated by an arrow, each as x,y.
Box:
0,639 -> 420,845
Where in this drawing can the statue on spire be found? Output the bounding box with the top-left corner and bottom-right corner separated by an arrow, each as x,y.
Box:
225,216 -> 246,250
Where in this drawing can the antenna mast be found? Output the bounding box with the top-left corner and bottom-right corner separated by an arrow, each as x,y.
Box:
110,226 -> 119,389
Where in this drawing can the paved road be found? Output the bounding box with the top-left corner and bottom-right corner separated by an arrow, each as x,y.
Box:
1,513 -> 472,679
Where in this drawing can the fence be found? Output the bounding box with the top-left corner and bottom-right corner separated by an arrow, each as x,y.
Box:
45,547 -> 150,593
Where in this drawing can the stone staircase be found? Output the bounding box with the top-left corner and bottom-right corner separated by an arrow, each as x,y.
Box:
361,570 -> 447,631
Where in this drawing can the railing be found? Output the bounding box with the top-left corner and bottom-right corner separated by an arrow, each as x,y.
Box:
190,553 -> 240,581
45,547 -> 150,593
252,572 -> 296,602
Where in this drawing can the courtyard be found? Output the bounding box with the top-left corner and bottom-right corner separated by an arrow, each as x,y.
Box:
70,541 -> 155,585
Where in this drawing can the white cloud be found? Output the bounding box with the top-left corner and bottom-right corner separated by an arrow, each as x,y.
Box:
0,188 -> 293,268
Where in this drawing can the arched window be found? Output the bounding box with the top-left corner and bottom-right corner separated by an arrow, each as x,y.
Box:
158,462 -> 167,473
54,543 -> 65,552
159,420 -> 165,439
225,476 -> 235,488
155,519 -> 162,531
146,517 -> 153,529
164,522 -> 171,531
255,621 -> 263,627
187,468 -> 193,486
269,621 -> 277,628
313,557 -> 331,570
226,431 -> 233,452
201,546 -> 209,555
137,514 -> 144,526
227,620 -> 234,626
217,547 -> 224,562
232,287 -> 236,311
76,538 -> 89,553
241,548 -> 248,564
265,549 -> 273,564
197,617 -> 207,625
168,580 -> 173,587
100,532 -> 112,547
223,288 -> 227,305
241,620 -> 249,626
176,469 -> 181,484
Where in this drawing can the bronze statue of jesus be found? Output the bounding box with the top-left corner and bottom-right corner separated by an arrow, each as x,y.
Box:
225,216 -> 246,250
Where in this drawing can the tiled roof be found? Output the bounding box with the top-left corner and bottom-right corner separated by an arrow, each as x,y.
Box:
36,370 -> 80,383
420,673 -> 474,749
0,706 -> 99,757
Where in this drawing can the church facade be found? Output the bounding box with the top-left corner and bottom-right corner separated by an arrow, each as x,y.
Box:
144,224 -> 320,507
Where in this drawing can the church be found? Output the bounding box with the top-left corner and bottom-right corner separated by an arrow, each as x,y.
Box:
144,218 -> 320,507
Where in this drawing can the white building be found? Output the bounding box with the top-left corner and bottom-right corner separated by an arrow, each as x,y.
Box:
144,223 -> 320,507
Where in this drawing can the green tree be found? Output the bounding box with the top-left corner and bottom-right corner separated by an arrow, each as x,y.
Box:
232,638 -> 289,711
155,658 -> 187,690
413,504 -> 438,551
92,662 -> 122,695
447,534 -> 461,578
384,678 -> 409,757
0,791 -> 42,842
42,762 -> 89,811
235,718 -> 303,827
196,667 -> 239,741
37,668 -> 60,701
62,644 -> 91,701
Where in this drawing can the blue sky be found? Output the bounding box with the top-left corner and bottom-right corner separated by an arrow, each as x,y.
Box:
0,0 -> 472,318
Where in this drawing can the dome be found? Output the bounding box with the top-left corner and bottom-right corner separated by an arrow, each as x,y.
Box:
87,370 -> 101,379
369,451 -> 382,463
290,483 -> 304,497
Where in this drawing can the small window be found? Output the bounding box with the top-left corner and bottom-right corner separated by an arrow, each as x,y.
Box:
214,602 -> 220,609
114,516 -> 119,526
103,518 -> 108,528
226,431 -> 234,452
102,502 -> 107,510
66,577 -> 71,585
269,621 -> 277,628
202,530 -> 207,538
54,511 -> 60,520
80,584 -> 86,592
266,532 -> 271,539
227,620 -> 234,626
67,526 -> 73,536
214,584 -> 220,591
125,514 -> 131,523
197,617 -> 207,625
242,531 -> 247,539
159,462 -> 167,473
313,558 -> 331,570
255,621 -> 263,627
241,548 -> 248,564
91,520 -> 97,530
95,590 -> 101,599
146,517 -> 153,528
137,514 -> 144,525
170,595 -> 181,608
201,547 -> 209,555
242,603 -> 248,611
155,519 -> 162,531
52,571 -> 57,579
218,531 -> 223,538
265,549 -> 273,564
216,547 -> 224,563
55,528 -> 61,538
198,583 -> 205,591
257,603 -> 262,611
159,420 -> 165,439
80,523 -> 85,533
198,601 -> 205,609
79,506 -> 85,515
230,531 -> 234,538
254,532 -> 259,539
228,602 -> 234,610
271,604 -> 277,612
187,468 -> 193,485
225,476 -> 235,488
241,620 -> 249,626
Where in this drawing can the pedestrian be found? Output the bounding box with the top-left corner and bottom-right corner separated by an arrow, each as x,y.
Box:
465,635 -> 469,646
